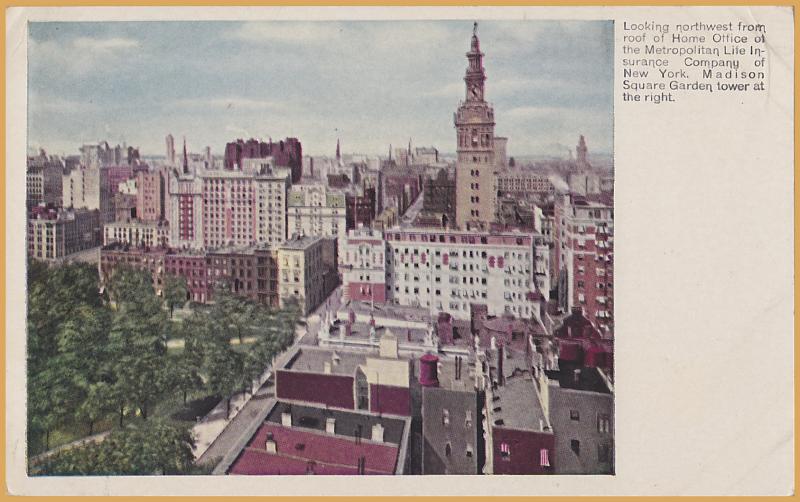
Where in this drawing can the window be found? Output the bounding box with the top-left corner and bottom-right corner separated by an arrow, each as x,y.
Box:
500,442 -> 510,460
540,448 -> 550,467
597,414 -> 611,433
465,412 -> 473,429
442,409 -> 450,426
445,443 -> 452,457
570,440 -> 580,456
570,409 -> 580,421
466,444 -> 474,457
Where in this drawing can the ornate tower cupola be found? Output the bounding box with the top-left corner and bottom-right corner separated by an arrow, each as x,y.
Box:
465,22 -> 486,102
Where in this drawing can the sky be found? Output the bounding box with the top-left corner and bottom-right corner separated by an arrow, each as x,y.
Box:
28,20 -> 613,158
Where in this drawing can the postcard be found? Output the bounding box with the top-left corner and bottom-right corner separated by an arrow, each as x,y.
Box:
5,5 -> 794,496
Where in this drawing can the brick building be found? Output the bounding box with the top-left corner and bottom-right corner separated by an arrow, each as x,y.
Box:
223,137 -> 302,183
554,193 -> 614,335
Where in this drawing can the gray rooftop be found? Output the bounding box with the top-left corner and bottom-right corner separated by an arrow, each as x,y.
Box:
284,347 -> 366,376
279,234 -> 324,250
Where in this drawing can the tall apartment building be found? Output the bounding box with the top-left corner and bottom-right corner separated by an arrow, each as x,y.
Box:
136,169 -> 167,222
277,235 -> 326,316
287,183 -> 347,260
554,193 -> 614,336
26,152 -> 64,208
383,228 -> 549,321
454,24 -> 498,230
168,161 -> 291,250
166,134 -> 176,166
28,207 -> 102,262
63,164 -> 133,223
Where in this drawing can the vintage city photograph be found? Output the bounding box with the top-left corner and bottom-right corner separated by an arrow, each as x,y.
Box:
25,19 -> 614,476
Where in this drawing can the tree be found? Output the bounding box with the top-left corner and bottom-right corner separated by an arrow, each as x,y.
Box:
36,420 -> 195,475
106,266 -> 172,421
163,274 -> 188,319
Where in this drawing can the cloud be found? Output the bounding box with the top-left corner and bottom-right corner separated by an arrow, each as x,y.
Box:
29,35 -> 141,77
28,91 -> 93,113
422,82 -> 463,98
229,22 -> 343,45
171,96 -> 284,111
72,36 -> 139,51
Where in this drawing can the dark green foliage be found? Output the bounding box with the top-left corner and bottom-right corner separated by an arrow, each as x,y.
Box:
35,420 -> 195,475
27,259 -> 302,474
163,274 -> 188,318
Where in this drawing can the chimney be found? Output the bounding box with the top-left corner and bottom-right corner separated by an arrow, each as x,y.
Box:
265,432 -> 277,453
332,351 -> 341,367
497,343 -> 505,386
324,361 -> 332,374
371,423 -> 384,442
281,411 -> 292,427
326,417 -> 336,434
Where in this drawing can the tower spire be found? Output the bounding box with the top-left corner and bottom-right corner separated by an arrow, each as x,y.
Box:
336,138 -> 341,160
182,136 -> 188,174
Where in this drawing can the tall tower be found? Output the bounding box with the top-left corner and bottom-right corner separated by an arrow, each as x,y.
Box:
182,137 -> 189,174
454,22 -> 496,230
166,134 -> 175,165
576,135 -> 589,169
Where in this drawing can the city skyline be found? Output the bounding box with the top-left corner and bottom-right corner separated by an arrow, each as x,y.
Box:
28,20 -> 613,157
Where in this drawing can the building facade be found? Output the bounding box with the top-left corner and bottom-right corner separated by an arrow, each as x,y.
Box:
384,228 -> 548,321
28,207 -> 102,262
341,227 -> 387,304
287,183 -> 347,261
103,219 -> 170,248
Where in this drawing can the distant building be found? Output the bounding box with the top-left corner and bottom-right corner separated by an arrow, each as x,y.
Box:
287,183 -> 347,261
103,219 -> 169,248
341,227 -> 387,304
167,161 -> 291,250
277,234 -> 336,315
345,188 -> 377,230
166,134 -> 175,166
567,135 -> 601,196
136,169 -> 167,222
414,146 -> 439,165
26,151 -> 64,208
554,193 -> 614,335
28,207 -> 102,262
224,137 -> 303,183
99,243 -> 279,305
419,168 -> 456,228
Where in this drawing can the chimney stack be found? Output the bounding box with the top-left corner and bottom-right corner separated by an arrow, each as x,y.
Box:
326,417 -> 336,434
371,423 -> 384,442
281,411 -> 292,427
265,432 -> 277,453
